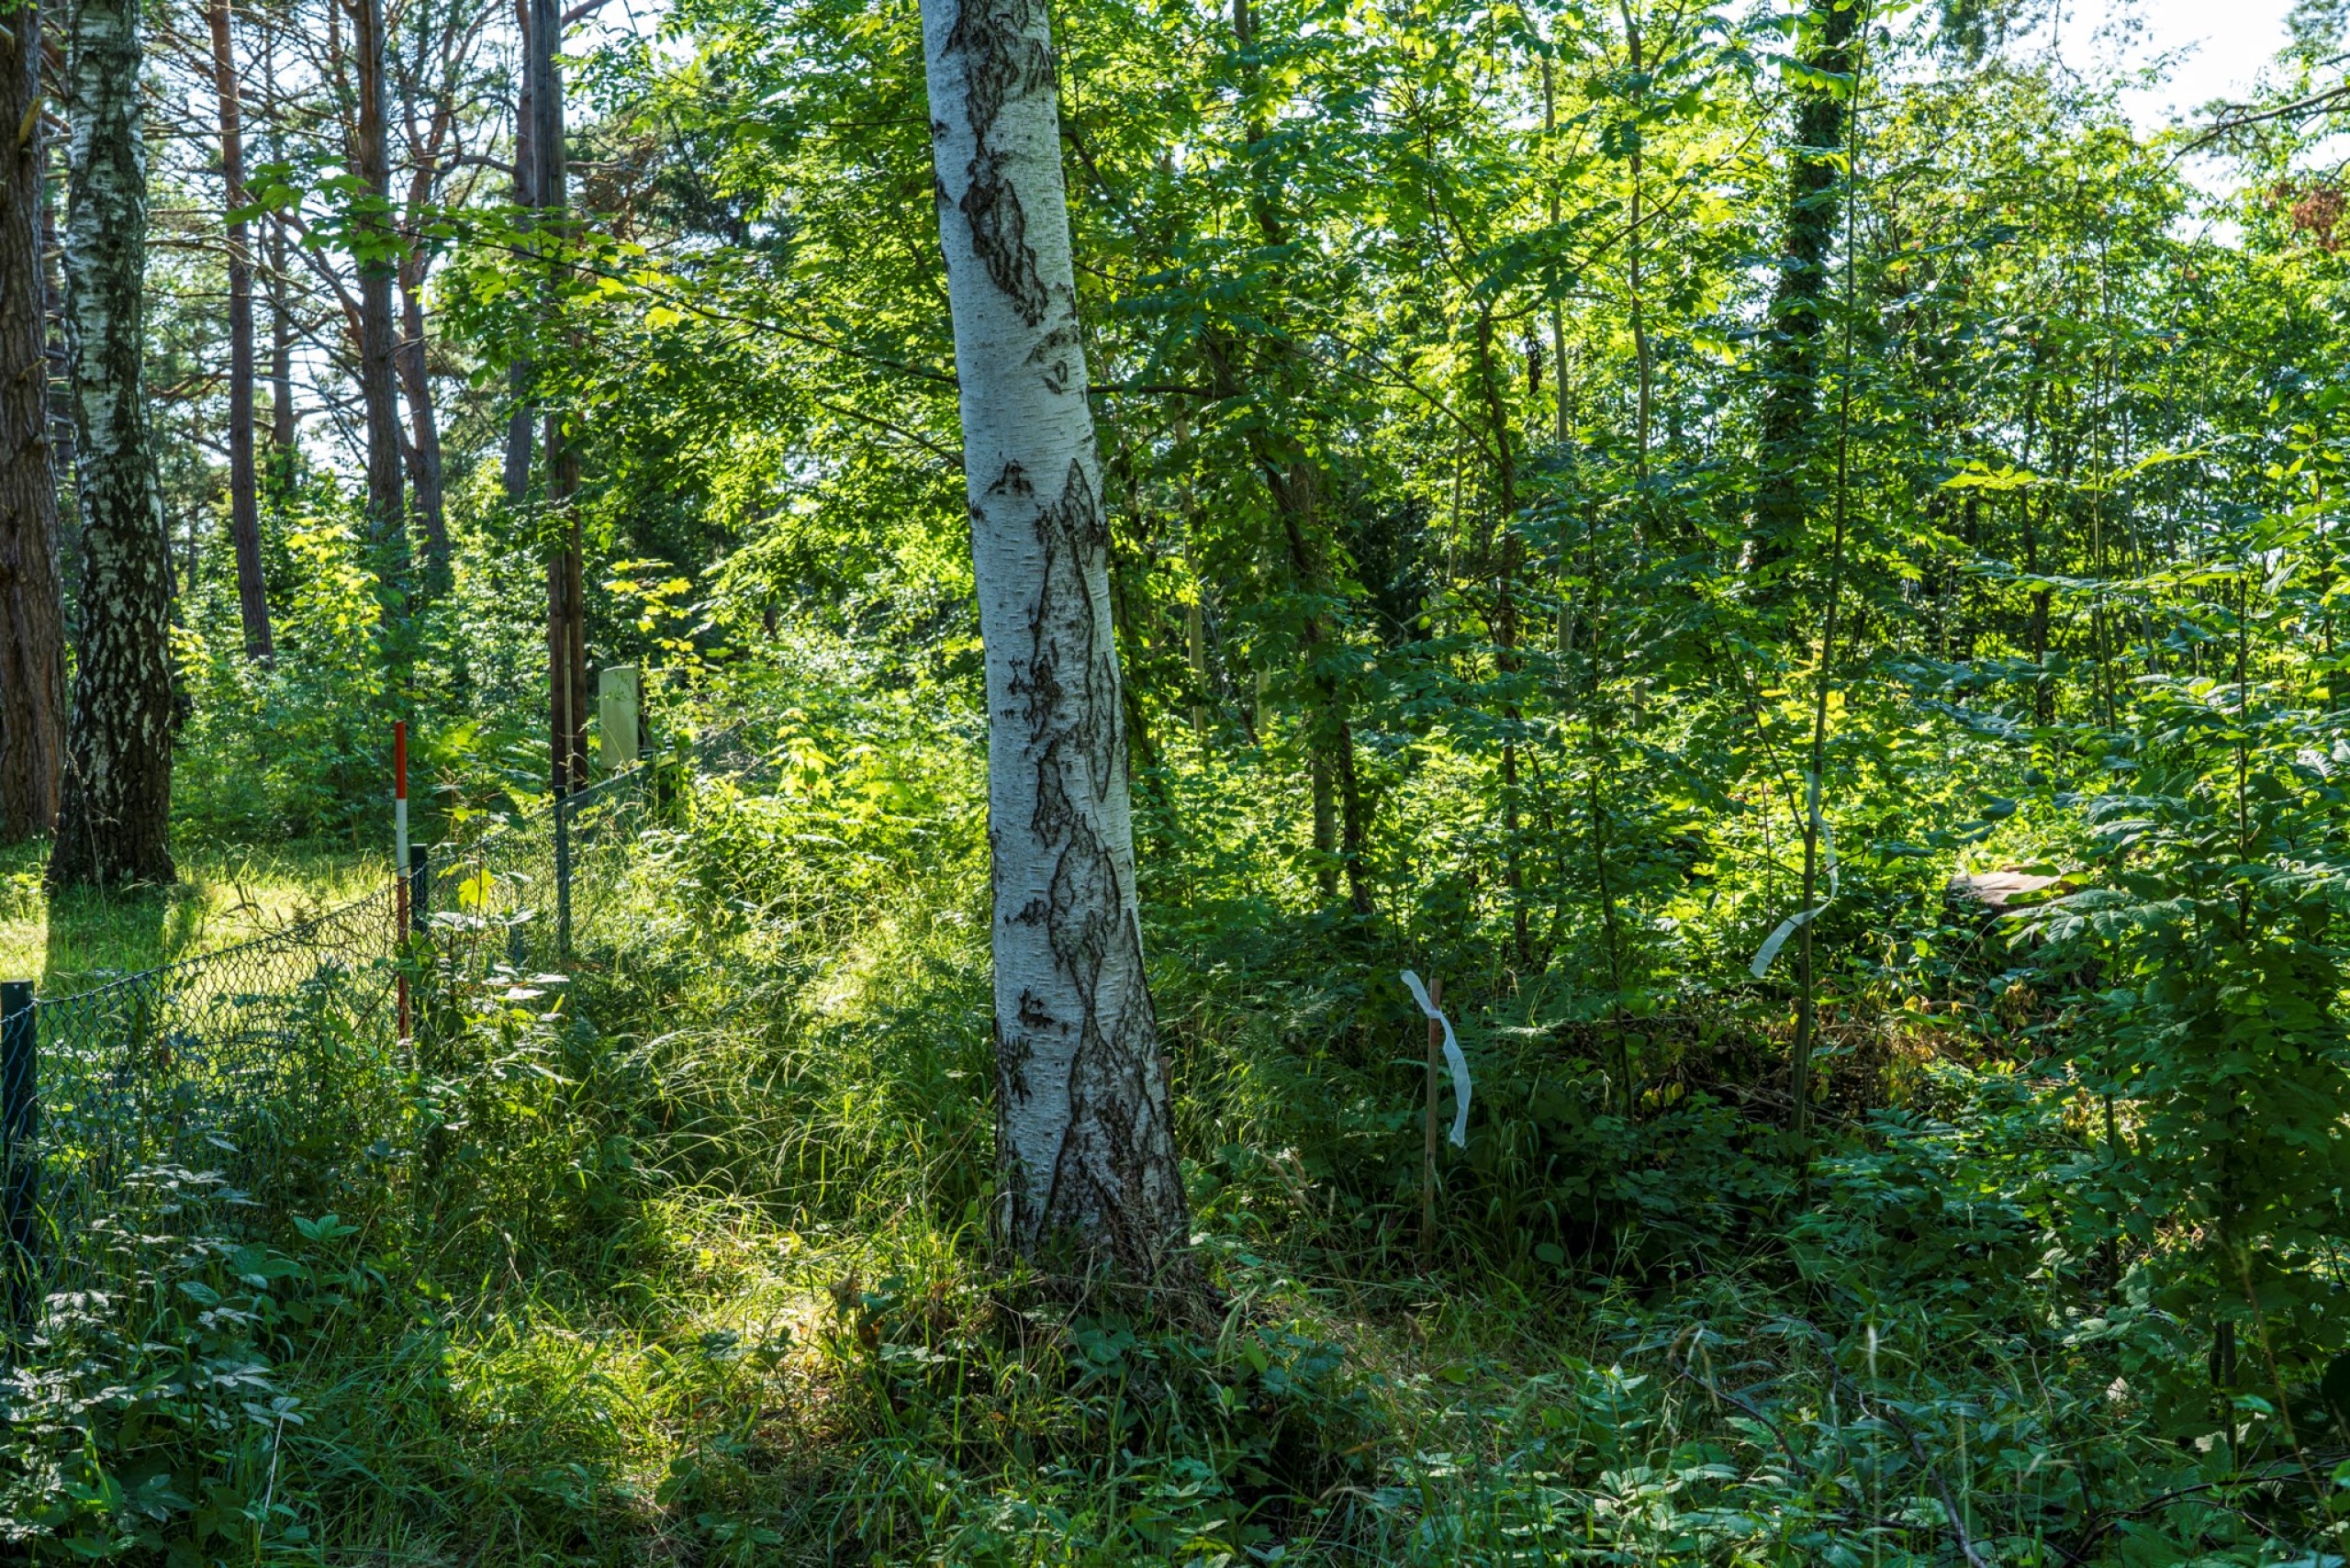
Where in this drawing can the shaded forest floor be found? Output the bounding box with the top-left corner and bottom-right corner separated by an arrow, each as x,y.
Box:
2,752 -> 2336,1565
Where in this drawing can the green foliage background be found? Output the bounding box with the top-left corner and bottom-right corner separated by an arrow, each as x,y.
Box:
17,0 -> 2350,1558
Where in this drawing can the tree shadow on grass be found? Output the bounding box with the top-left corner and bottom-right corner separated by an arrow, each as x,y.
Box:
40,876 -> 200,996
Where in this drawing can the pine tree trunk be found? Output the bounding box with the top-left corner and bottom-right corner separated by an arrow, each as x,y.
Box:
501,0 -> 536,504
397,262 -> 449,571
919,0 -> 1192,1282
527,0 -> 586,787
210,0 -> 272,662
353,0 -> 404,554
0,0 -> 64,840
50,0 -> 173,889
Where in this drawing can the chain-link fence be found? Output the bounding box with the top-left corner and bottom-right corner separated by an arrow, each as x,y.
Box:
421,756 -> 659,980
1,724 -> 774,1359
420,723 -> 767,981
2,887 -> 402,1350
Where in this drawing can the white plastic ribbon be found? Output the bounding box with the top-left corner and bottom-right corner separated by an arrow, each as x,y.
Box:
1750,770 -> 1839,980
1400,969 -> 1472,1148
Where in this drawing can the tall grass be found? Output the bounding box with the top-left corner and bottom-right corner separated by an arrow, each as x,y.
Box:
0,671 -> 2329,1562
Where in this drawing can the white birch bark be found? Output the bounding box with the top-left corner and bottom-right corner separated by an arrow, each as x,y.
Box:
50,0 -> 174,888
918,0 -> 1191,1280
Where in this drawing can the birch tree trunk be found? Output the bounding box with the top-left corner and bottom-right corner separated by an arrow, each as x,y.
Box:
265,27 -> 294,460
210,0 -> 273,662
50,0 -> 173,889
0,0 -> 64,840
39,147 -> 72,511
918,0 -> 1192,1282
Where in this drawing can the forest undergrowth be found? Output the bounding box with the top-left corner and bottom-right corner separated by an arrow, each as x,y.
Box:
6,647 -> 2339,1567
12,0 -> 2350,1556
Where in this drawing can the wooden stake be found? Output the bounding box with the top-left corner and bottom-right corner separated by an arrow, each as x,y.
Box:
1421,974 -> 1440,1266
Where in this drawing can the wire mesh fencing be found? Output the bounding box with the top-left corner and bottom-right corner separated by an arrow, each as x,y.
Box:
0,724 -> 777,1360
422,745 -> 675,984
2,887 -> 403,1353
418,723 -> 773,984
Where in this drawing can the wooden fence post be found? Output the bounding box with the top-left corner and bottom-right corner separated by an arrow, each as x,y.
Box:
554,790 -> 573,959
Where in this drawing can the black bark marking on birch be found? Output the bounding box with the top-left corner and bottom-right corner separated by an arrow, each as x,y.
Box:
948,0 -> 1052,326
1041,893 -> 1181,1271
1024,461 -> 1119,797
946,0 -> 1053,151
1010,458 -> 1177,1271
960,163 -> 1048,327
1026,323 -> 1080,394
1000,1017 -> 1035,1095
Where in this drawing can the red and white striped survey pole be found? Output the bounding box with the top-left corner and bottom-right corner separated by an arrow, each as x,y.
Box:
394,722 -> 411,1040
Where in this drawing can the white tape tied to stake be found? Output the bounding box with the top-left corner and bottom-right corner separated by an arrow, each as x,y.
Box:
1400,969 -> 1472,1148
1751,769 -> 1839,980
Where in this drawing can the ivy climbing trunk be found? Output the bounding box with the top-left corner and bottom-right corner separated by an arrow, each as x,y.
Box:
1749,0 -> 1857,598
50,0 -> 173,889
918,0 -> 1192,1282
0,0 -> 63,840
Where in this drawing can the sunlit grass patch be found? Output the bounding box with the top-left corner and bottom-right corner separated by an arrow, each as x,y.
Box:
0,835 -> 381,991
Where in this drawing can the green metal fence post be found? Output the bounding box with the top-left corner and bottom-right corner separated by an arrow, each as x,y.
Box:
3,978 -> 36,1353
554,790 -> 573,959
